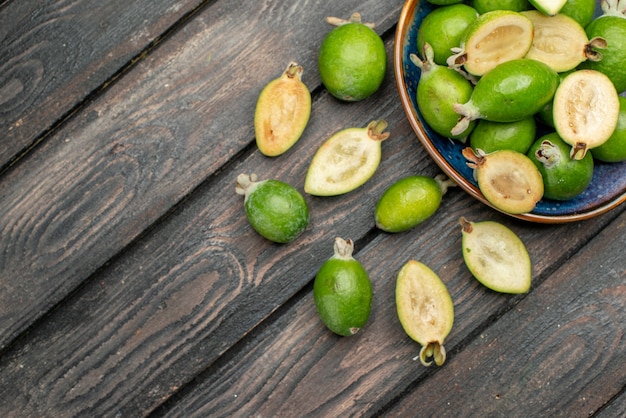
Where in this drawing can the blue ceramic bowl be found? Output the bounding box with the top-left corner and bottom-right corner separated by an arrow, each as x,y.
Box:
394,0 -> 626,223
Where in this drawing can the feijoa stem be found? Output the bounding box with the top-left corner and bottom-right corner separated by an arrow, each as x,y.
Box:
333,237 -> 355,260
459,216 -> 473,233
410,43 -> 436,74
418,342 -> 446,367
602,0 -> 626,17
235,173 -> 258,197
284,61 -> 304,79
535,140 -> 561,168
461,147 -> 486,169
326,12 -> 376,28
434,174 -> 457,196
585,37 -> 608,62
367,120 -> 390,141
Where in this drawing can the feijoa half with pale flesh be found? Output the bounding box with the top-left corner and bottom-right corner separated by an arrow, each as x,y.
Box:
396,260 -> 454,366
463,148 -> 544,214
552,69 -> 620,160
447,10 -> 533,76
521,10 -> 606,73
305,120 -> 389,196
254,62 -> 311,157
460,217 -> 531,294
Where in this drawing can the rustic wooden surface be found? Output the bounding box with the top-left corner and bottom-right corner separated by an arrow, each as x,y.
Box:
0,0 -> 624,417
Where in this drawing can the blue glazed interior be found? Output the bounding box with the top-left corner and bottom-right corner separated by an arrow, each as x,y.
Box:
402,1 -> 626,217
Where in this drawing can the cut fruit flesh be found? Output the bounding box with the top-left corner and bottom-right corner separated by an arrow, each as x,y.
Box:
553,70 -> 620,160
304,120 -> 389,196
528,0 -> 567,16
463,148 -> 544,214
459,217 -> 531,294
522,11 -> 606,73
254,62 -> 311,157
396,260 -> 454,366
447,11 -> 533,76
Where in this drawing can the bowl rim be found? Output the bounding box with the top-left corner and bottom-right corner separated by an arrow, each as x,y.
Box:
393,0 -> 626,223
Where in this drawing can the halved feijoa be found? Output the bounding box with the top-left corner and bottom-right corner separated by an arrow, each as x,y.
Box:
305,120 -> 389,196
462,148 -> 544,214
522,10 -> 606,73
236,174 -> 309,243
459,217 -> 531,294
553,69 -> 620,160
396,260 -> 454,366
254,62 -> 311,157
447,10 -> 533,76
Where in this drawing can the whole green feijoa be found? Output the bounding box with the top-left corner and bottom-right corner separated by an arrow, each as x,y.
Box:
578,4 -> 626,94
470,117 -> 536,154
375,175 -> 456,233
417,4 -> 478,66
451,59 -> 559,136
528,133 -> 594,201
236,174 -> 309,243
411,44 -> 475,141
319,13 -> 386,101
592,96 -> 626,163
314,238 -> 372,336
560,0 -> 596,27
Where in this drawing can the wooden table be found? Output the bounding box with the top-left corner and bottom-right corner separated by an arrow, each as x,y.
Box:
1,0 -> 624,416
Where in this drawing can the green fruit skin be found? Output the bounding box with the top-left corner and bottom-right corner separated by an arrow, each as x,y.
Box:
426,0 -> 464,4
559,0 -> 595,27
375,176 -> 442,233
313,259 -> 373,336
417,4 -> 478,66
528,132 -> 594,200
319,23 -> 386,101
418,64 -> 476,139
592,96 -> 626,163
470,117 -> 536,154
470,0 -> 531,13
244,180 -> 309,243
579,16 -> 626,94
470,59 -> 559,122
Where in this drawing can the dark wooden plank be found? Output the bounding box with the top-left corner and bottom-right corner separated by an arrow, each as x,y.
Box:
596,392 -> 626,418
384,211 -> 626,417
0,0 -> 405,351
146,207 -> 624,417
0,0 -> 204,169
0,38 -> 414,416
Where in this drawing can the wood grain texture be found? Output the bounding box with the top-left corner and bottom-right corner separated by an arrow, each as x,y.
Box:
0,0 -> 404,351
150,206 -> 624,417
0,0 -> 204,168
384,211 -> 626,417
